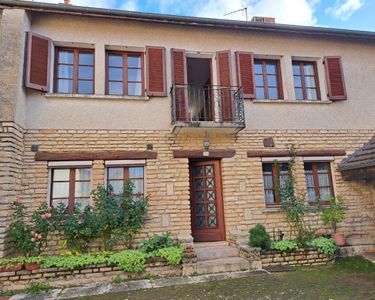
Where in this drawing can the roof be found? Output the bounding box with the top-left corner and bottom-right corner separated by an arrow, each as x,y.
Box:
338,135 -> 375,172
1,0 -> 375,42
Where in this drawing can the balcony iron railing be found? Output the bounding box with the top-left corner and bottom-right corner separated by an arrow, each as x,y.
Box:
171,85 -> 245,124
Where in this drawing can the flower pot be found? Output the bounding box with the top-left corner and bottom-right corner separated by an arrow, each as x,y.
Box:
0,263 -> 23,272
332,233 -> 345,246
25,263 -> 41,271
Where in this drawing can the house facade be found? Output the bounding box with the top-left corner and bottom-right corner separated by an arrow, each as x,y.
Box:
0,0 -> 375,257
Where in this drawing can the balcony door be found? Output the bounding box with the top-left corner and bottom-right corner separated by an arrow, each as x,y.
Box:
189,160 -> 225,242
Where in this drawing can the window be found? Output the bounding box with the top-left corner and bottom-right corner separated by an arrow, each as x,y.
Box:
55,48 -> 94,94
254,59 -> 283,100
262,163 -> 289,205
304,162 -> 334,202
292,61 -> 320,100
106,51 -> 144,96
106,166 -> 144,197
50,168 -> 92,212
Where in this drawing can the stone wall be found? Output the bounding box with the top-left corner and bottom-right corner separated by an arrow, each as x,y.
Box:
7,128 -> 375,255
0,259 -> 182,291
261,249 -> 333,267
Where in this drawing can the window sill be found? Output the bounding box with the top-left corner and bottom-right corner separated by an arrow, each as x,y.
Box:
263,205 -> 282,212
45,93 -> 150,101
252,99 -> 332,104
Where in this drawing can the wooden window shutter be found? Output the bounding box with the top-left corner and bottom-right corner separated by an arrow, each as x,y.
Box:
324,56 -> 347,100
25,32 -> 52,91
235,51 -> 255,98
171,48 -> 188,121
146,46 -> 166,96
216,50 -> 233,121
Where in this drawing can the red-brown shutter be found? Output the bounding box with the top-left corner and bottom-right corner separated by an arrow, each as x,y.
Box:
324,56 -> 347,100
25,32 -> 51,91
216,50 -> 233,121
235,51 -> 255,99
171,48 -> 188,121
146,46 -> 166,96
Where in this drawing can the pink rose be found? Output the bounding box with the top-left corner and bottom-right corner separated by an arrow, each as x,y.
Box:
31,231 -> 35,235
41,214 -> 46,219
31,238 -> 35,242
46,213 -> 52,218
38,234 -> 42,239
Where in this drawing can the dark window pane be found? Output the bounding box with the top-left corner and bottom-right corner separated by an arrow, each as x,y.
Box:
267,75 -> 277,87
108,82 -> 123,95
128,69 -> 142,82
128,82 -> 142,96
128,56 -> 141,68
305,76 -> 316,88
304,163 -> 313,171
256,87 -> 265,99
306,88 -> 317,100
78,66 -> 94,80
268,87 -> 279,100
109,67 -> 123,81
266,63 -> 277,74
79,52 -> 94,65
255,74 -> 264,87
262,163 -> 272,173
280,163 -> 289,172
57,79 -> 73,93
108,54 -> 123,67
78,80 -> 93,94
254,63 -> 263,74
303,64 -> 315,76
295,87 -> 303,100
58,65 -> 73,79
293,75 -> 302,88
292,64 -> 300,75
58,51 -> 74,64
317,162 -> 329,171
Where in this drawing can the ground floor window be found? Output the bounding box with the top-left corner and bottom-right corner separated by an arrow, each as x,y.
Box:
304,162 -> 334,202
262,163 -> 289,205
106,166 -> 144,197
50,168 -> 91,212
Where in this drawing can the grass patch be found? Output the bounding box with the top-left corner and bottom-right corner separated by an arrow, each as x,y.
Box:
334,256 -> 375,273
25,282 -> 52,294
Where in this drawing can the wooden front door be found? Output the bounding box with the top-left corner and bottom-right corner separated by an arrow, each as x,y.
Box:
189,160 -> 225,242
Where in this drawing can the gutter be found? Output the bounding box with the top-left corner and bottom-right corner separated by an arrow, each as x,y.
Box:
1,0 -> 375,41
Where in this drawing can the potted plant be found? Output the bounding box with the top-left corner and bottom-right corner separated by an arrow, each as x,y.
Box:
322,196 -> 346,246
24,256 -> 42,271
0,257 -> 24,272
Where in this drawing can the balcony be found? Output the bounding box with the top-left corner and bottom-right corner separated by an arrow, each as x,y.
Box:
171,85 -> 245,134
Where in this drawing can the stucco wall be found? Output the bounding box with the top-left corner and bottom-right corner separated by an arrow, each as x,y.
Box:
22,12 -> 375,130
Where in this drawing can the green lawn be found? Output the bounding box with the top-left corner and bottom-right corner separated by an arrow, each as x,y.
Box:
83,257 -> 375,300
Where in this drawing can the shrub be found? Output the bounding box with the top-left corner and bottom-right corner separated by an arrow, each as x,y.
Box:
152,246 -> 184,265
108,250 -> 147,273
25,283 -> 52,295
307,237 -> 339,257
248,224 -> 271,251
41,252 -> 109,270
271,240 -> 298,252
141,232 -> 173,253
322,196 -> 346,234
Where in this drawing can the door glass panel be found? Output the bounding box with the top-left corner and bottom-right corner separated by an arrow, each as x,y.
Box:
195,191 -> 204,202
194,179 -> 204,189
208,216 -> 217,228
205,165 -> 214,176
206,190 -> 215,201
196,203 -> 205,214
194,166 -> 203,176
196,216 -> 205,228
206,178 -> 214,188
207,203 -> 216,214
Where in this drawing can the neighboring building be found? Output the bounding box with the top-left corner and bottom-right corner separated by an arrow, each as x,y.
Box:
0,0 -> 374,257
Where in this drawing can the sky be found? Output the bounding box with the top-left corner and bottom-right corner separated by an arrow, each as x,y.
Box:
31,0 -> 375,32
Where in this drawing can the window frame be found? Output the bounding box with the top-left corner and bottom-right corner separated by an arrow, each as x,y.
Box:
292,60 -> 321,101
262,162 -> 290,206
105,50 -> 145,96
106,165 -> 145,197
254,59 -> 284,100
304,162 -> 334,204
54,47 -> 95,94
50,167 -> 92,213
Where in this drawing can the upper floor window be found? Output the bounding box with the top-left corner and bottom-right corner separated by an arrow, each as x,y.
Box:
54,48 -> 94,94
262,163 -> 289,206
304,162 -> 334,202
292,61 -> 320,100
254,59 -> 283,100
106,51 -> 144,96
106,166 -> 144,197
50,167 -> 92,212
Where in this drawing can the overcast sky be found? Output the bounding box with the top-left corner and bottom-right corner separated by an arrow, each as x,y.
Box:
31,0 -> 374,31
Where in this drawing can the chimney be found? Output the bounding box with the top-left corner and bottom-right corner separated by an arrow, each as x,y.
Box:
64,0 -> 70,5
251,16 -> 276,23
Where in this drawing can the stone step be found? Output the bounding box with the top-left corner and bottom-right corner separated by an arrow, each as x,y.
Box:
194,257 -> 250,275
194,245 -> 239,261
193,241 -> 229,248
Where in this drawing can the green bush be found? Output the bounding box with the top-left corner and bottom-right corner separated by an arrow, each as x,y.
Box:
307,237 -> 339,257
141,232 -> 173,253
108,250 -> 147,273
41,252 -> 109,270
271,240 -> 298,252
248,224 -> 271,251
152,246 -> 184,265
322,196 -> 346,234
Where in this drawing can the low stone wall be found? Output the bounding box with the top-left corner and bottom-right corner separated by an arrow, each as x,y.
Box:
261,249 -> 333,267
0,259 -> 182,291
238,245 -> 262,270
